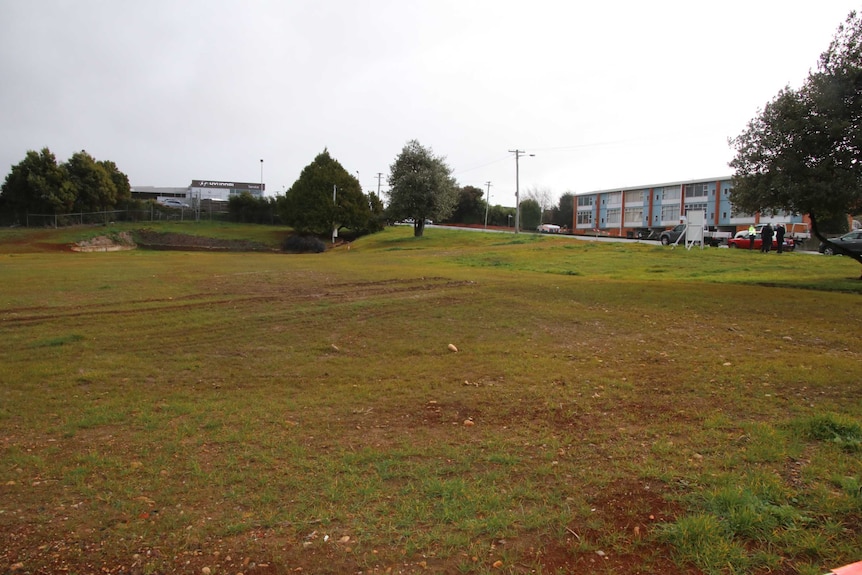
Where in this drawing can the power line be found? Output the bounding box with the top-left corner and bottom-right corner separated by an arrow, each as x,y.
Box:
452,154 -> 512,175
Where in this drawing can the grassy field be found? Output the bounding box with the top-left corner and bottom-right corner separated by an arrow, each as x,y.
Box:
1,223 -> 861,575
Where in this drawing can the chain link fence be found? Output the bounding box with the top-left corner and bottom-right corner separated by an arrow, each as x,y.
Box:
23,204 -> 233,228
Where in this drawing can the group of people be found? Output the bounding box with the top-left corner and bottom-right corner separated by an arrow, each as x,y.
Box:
748,223 -> 786,253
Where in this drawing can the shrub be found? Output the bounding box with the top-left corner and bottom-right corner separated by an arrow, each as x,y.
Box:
282,234 -> 326,253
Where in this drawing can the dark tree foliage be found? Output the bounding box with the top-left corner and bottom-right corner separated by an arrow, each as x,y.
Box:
229,192 -> 279,224
279,149 -> 375,236
1,148 -> 134,224
0,148 -> 75,222
487,204 -> 516,227
552,192 -> 575,229
99,160 -> 131,204
447,185 -> 485,224
367,192 -> 387,232
730,11 -> 862,271
387,140 -> 458,237
519,198 -> 541,231
66,150 -> 118,213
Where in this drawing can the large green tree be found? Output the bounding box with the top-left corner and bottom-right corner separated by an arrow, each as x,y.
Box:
519,198 -> 541,230
553,192 -> 575,229
448,185 -> 485,224
98,159 -> 131,205
729,11 -> 862,271
279,149 -> 374,236
65,150 -> 119,213
387,140 -> 458,237
0,148 -> 75,222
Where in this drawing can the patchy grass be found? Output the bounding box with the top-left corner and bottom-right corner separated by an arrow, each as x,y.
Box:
0,224 -> 860,574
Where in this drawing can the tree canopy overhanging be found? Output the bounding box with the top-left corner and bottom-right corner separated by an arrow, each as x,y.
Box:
729,11 -> 862,273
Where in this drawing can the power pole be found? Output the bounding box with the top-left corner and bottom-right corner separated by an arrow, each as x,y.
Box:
376,172 -> 384,199
508,150 -> 532,234
332,185 -> 338,244
484,181 -> 492,229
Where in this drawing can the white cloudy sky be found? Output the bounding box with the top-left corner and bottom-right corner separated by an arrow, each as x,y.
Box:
0,1 -> 858,205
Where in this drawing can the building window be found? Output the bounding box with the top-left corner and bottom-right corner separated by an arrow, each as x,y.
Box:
662,186 -> 681,201
624,207 -> 643,224
684,183 -> 709,198
577,195 -> 594,207
605,191 -> 622,205
685,202 -> 708,215
624,190 -> 643,204
577,211 -> 592,225
606,208 -> 621,224
661,204 -> 679,221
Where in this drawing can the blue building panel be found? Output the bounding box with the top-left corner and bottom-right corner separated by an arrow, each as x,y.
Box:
573,176 -> 806,236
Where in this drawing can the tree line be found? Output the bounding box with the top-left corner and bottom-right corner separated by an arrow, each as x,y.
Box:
0,148 -> 133,225
232,143 -> 574,237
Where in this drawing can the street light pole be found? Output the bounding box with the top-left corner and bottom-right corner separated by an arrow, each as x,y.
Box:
260,159 -> 264,193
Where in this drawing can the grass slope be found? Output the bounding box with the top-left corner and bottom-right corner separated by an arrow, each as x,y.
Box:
0,223 -> 860,574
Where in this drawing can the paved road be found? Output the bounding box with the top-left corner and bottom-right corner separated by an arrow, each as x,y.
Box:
427,223 -> 823,253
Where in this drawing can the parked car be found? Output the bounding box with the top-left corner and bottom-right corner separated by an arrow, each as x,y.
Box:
727,232 -> 795,251
537,223 -> 561,233
819,230 -> 862,255
159,198 -> 189,208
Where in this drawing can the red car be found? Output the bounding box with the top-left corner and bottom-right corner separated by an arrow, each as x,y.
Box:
727,232 -> 795,251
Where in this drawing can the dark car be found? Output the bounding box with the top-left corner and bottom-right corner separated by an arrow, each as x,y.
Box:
819,230 -> 862,255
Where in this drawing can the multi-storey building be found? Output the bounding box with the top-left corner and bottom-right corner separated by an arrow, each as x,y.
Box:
573,176 -> 807,238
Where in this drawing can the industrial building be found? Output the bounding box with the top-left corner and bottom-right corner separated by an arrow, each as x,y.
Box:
131,180 -> 265,204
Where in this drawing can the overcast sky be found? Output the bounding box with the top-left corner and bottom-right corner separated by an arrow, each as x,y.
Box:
1,1 -> 859,205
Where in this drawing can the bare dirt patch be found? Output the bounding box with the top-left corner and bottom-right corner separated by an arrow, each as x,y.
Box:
72,231 -> 136,252
132,229 -> 277,252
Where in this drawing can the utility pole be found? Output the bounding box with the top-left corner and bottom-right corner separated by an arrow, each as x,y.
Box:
376,172 -> 383,199
332,185 -> 337,244
508,150 -> 533,234
483,181 -> 492,229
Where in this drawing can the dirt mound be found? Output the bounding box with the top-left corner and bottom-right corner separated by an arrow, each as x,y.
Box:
71,232 -> 136,252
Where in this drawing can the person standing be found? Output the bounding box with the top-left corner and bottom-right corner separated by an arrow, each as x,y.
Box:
748,224 -> 757,250
775,224 -> 786,253
761,223 -> 774,253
